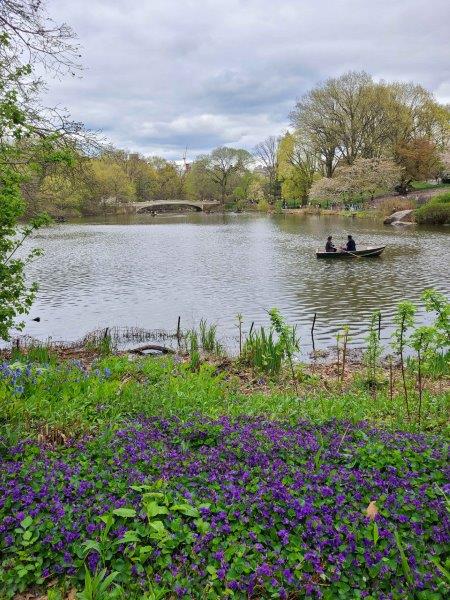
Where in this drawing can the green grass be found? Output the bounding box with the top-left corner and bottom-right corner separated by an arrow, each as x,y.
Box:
411,181 -> 450,190
428,191 -> 450,205
1,354 -> 448,440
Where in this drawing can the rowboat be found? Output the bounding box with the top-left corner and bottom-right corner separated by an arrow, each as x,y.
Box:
316,246 -> 385,259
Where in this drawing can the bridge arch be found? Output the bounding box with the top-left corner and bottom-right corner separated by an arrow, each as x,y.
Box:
135,202 -> 203,214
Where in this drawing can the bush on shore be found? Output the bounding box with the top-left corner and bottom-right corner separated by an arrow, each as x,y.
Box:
414,202 -> 450,225
428,191 -> 450,205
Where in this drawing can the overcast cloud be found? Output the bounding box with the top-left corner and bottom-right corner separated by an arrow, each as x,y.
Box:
45,0 -> 450,160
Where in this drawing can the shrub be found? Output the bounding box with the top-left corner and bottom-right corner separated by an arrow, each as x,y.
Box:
428,191 -> 450,205
285,199 -> 301,209
256,197 -> 270,212
414,202 -> 450,225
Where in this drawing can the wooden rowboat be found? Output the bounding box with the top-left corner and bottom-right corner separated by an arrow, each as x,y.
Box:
316,246 -> 385,259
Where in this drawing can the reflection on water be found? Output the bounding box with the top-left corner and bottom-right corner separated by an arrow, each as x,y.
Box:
19,212 -> 450,352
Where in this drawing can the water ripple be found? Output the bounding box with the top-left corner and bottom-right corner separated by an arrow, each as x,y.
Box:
20,213 -> 450,351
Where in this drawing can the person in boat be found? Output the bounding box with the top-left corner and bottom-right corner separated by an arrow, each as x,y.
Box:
325,236 -> 337,252
345,235 -> 356,252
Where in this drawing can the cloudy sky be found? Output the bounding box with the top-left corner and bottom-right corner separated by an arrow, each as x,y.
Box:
45,0 -> 450,161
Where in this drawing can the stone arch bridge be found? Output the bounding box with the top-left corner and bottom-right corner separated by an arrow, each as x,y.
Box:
131,200 -> 220,213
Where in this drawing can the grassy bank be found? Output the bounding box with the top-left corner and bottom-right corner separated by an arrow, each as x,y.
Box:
414,192 -> 450,225
0,352 -> 448,439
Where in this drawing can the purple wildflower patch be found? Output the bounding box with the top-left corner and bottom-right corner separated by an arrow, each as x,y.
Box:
0,416 -> 448,598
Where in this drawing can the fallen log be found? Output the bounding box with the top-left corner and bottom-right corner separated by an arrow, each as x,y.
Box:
128,344 -> 175,355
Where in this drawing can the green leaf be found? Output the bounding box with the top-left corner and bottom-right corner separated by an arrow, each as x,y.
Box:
372,522 -> 379,546
20,516 -> 33,529
139,545 -> 154,559
430,555 -> 450,583
206,565 -> 217,579
171,503 -> 200,518
194,518 -> 210,534
117,530 -> 141,544
394,530 -> 413,586
145,501 -> 169,518
149,521 -> 167,535
113,507 -> 137,518
82,540 -> 102,554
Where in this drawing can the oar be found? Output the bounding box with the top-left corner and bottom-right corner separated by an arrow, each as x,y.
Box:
340,248 -> 362,259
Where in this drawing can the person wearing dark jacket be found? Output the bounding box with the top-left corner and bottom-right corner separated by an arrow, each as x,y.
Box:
325,236 -> 336,252
346,235 -> 356,252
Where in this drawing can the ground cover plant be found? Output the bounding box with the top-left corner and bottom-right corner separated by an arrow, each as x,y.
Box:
0,417 -> 449,599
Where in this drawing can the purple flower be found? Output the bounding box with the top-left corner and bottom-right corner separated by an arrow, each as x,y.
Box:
257,563 -> 272,577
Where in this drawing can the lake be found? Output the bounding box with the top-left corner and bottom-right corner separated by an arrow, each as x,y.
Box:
18,212 -> 450,354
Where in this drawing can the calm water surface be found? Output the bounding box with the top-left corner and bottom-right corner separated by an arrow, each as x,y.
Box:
20,213 -> 450,353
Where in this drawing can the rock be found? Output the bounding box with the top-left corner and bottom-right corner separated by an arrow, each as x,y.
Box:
383,209 -> 414,225
392,220 -> 415,227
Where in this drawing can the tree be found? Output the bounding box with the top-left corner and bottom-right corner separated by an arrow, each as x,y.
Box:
232,171 -> 254,203
290,80 -> 340,177
253,136 -> 280,203
394,138 -> 444,193
0,2 -> 82,339
36,172 -> 85,215
0,164 -> 50,340
310,158 -> 402,204
277,132 -> 318,205
290,72 -> 399,174
89,159 -> 135,207
0,43 -> 64,339
247,175 -> 267,203
290,71 -> 449,179
0,0 -> 80,77
204,147 -> 252,203
309,176 -> 344,204
386,83 -> 449,150
145,157 -> 184,200
184,157 -> 219,201
339,158 -> 402,201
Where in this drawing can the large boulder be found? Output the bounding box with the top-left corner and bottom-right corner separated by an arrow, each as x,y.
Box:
383,209 -> 414,225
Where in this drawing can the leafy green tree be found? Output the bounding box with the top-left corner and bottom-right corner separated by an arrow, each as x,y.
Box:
146,157 -> 184,200
278,132 -> 317,204
247,174 -> 267,204
36,172 -> 85,215
0,166 -> 51,340
0,2 -> 81,340
90,159 -> 135,206
185,157 -> 219,201
232,171 -> 254,202
290,71 -> 448,180
0,52 -> 52,339
204,147 -> 252,203
394,138 -> 444,193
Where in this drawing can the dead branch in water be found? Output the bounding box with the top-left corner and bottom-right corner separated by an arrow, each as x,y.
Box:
128,344 -> 176,355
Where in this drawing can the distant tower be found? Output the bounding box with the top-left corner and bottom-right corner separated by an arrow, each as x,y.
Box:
182,146 -> 190,172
